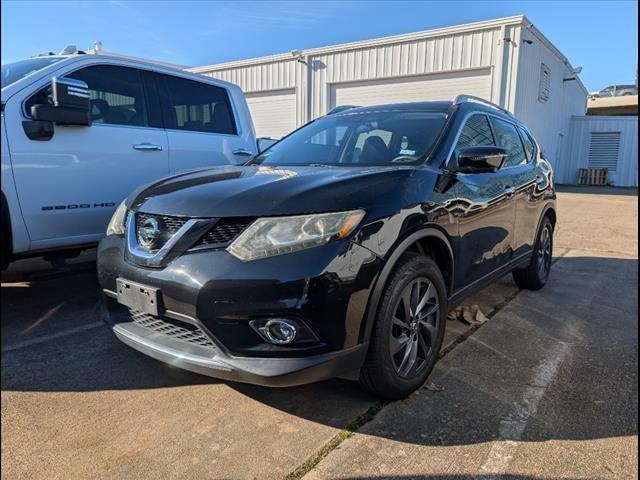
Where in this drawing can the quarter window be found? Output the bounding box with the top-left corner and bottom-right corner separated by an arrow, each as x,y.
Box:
455,114 -> 494,154
157,75 -> 237,135
517,126 -> 536,162
490,118 -> 527,167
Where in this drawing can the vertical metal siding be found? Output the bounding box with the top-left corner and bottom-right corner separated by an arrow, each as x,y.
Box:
190,17 -> 586,157
559,116 -> 638,187
308,29 -> 501,118
513,25 -> 587,173
194,25 -> 502,124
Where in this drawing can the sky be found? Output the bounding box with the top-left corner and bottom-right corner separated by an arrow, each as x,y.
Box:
1,1 -> 637,92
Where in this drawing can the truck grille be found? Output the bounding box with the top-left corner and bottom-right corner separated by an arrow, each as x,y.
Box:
129,308 -> 216,349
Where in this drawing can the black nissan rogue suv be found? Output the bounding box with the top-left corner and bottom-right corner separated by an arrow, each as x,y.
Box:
98,95 -> 556,399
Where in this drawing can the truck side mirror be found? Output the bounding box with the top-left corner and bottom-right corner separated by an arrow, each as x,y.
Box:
31,77 -> 91,126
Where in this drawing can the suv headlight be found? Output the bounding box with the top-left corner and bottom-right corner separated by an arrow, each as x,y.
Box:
106,200 -> 128,236
227,210 -> 365,261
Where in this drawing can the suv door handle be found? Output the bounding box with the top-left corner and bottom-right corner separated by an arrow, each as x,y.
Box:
232,148 -> 254,156
133,143 -> 163,151
535,175 -> 545,185
504,186 -> 516,198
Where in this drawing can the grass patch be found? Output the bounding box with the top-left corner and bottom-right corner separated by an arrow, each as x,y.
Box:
283,401 -> 386,480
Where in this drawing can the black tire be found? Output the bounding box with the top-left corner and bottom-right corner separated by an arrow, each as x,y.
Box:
359,253 -> 447,399
512,216 -> 553,290
1,195 -> 10,271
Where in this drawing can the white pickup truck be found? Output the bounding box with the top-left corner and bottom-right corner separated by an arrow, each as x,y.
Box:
1,48 -> 273,269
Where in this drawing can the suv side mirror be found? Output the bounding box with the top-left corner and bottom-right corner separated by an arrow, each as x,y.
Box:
454,146 -> 508,174
31,77 -> 91,126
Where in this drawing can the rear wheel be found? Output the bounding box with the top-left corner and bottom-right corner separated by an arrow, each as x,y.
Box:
359,253 -> 447,399
512,216 -> 553,290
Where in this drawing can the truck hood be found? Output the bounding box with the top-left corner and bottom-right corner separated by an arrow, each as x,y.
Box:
128,165 -> 433,218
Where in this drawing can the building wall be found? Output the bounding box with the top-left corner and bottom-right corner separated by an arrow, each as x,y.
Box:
190,16 -> 525,127
190,16 -> 588,172
558,116 -> 638,187
513,24 -> 588,173
306,26 -> 504,119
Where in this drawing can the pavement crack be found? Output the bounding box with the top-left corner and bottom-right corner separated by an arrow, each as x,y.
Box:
282,252 -> 569,480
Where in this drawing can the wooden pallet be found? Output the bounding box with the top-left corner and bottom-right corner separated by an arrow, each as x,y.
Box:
578,168 -> 608,186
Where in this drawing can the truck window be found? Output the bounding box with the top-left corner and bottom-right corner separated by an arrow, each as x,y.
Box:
68,66 -> 147,127
24,65 -> 149,127
156,74 -> 237,135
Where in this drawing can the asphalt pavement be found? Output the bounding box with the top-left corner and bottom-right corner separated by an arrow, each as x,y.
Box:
1,187 -> 637,479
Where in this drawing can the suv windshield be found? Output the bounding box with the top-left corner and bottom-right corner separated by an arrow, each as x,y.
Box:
1,57 -> 65,88
253,110 -> 448,167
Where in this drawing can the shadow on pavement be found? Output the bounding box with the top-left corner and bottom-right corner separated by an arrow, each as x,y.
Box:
2,255 -> 637,448
555,184 -> 638,196
341,477 -> 592,480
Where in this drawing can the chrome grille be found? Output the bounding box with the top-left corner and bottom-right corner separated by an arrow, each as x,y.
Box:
135,213 -> 188,252
129,308 -> 216,349
196,218 -> 254,248
136,213 -> 187,236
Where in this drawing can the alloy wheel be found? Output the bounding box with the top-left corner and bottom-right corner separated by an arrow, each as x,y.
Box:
390,278 -> 440,378
538,225 -> 552,278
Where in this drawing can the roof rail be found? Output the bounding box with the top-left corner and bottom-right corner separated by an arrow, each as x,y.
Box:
453,94 -> 513,116
326,105 -> 360,115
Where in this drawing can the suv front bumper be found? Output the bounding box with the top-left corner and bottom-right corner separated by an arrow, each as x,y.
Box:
98,233 -> 382,386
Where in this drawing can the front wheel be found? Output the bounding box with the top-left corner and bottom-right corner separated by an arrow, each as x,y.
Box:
512,216 -> 553,290
359,253 -> 447,399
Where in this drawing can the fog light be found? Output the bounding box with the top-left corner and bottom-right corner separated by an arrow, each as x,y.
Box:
259,319 -> 297,345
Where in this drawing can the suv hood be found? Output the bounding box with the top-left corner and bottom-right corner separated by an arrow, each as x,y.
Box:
128,165 -> 433,218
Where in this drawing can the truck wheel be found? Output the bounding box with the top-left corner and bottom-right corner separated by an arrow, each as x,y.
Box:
512,216 -> 553,290
359,253 -> 447,399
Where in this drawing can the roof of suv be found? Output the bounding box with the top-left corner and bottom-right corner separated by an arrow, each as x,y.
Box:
334,100 -> 520,125
343,101 -> 454,113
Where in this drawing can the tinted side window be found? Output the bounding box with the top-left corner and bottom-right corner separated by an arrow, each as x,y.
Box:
158,75 -> 236,135
68,65 -> 147,126
490,117 -> 527,167
455,114 -> 494,154
517,126 -> 536,162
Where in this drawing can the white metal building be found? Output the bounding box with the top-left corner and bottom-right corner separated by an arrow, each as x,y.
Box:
189,15 -> 588,175
558,116 -> 638,187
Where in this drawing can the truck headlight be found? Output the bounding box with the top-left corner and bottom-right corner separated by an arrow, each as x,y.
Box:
227,210 -> 365,261
106,200 -> 127,236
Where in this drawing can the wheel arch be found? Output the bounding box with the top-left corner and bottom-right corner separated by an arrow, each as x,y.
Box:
360,226 -> 454,345
543,204 -> 557,229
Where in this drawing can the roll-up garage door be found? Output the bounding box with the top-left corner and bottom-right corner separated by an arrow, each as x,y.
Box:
245,89 -> 297,139
330,68 -> 492,109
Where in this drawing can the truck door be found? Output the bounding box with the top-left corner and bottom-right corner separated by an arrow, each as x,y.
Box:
153,72 -> 256,172
4,64 -> 169,249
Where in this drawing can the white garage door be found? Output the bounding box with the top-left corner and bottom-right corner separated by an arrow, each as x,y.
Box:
330,68 -> 492,109
245,89 -> 297,139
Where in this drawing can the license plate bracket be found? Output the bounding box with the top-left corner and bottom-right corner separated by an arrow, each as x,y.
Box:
116,278 -> 162,316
